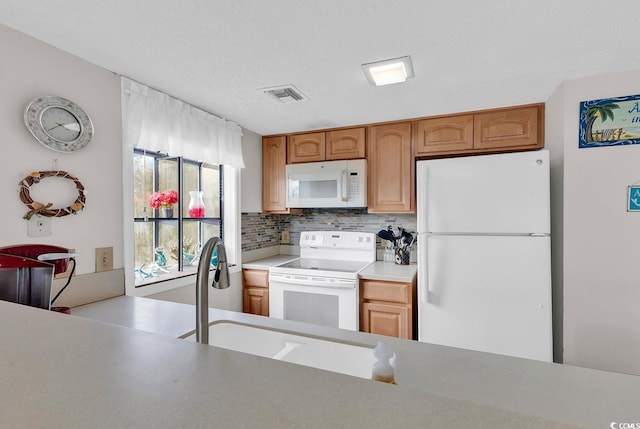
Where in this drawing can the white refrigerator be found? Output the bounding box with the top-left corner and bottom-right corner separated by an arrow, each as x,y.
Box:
416,150 -> 552,362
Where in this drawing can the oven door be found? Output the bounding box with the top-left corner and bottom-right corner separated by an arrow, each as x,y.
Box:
268,272 -> 358,331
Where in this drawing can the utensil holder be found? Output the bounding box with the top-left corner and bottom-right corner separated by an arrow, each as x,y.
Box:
394,247 -> 410,265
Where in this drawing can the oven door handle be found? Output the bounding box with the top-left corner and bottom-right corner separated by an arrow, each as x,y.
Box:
269,273 -> 356,289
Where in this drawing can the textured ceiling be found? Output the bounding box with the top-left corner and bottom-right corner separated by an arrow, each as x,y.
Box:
1,1 -> 640,136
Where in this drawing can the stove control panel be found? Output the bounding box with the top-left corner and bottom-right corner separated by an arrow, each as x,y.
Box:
300,231 -> 375,250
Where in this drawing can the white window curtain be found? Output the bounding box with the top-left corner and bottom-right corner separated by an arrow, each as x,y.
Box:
122,77 -> 245,168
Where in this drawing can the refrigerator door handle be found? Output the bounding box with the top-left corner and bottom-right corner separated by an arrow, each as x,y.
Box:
417,163 -> 428,233
419,235 -> 429,303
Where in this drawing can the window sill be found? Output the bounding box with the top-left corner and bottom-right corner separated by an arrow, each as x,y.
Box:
132,264 -> 240,296
135,266 -> 198,288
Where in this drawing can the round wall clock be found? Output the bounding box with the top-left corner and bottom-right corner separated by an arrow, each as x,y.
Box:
24,96 -> 94,153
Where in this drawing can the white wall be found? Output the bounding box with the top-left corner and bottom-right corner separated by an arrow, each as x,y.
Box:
545,82 -> 565,364
240,128 -> 262,213
547,69 -> 640,375
0,24 -> 124,301
0,24 -> 254,311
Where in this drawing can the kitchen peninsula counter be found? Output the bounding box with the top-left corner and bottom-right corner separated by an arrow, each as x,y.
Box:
3,298 -> 639,428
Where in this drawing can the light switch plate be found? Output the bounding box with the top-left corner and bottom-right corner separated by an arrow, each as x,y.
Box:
27,216 -> 52,237
95,247 -> 113,272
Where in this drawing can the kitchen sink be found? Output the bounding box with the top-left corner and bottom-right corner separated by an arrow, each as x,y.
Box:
183,321 -> 376,379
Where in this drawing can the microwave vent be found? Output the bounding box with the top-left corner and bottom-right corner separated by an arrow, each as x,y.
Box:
262,85 -> 308,104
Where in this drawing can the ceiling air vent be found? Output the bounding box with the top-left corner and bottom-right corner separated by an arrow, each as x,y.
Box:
261,85 -> 308,104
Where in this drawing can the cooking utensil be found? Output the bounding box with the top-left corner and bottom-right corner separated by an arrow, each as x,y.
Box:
387,225 -> 397,240
402,230 -> 413,246
377,229 -> 396,244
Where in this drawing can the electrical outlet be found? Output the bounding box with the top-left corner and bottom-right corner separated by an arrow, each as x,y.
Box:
27,216 -> 52,237
281,230 -> 290,244
95,247 -> 113,272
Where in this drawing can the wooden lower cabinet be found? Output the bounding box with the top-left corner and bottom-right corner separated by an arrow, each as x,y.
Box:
243,287 -> 269,316
360,278 -> 417,340
362,302 -> 410,339
242,269 -> 269,317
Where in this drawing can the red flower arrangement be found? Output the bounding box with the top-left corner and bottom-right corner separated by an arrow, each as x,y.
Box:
148,190 -> 179,209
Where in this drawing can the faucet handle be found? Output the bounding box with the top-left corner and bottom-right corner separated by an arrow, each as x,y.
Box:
212,261 -> 230,289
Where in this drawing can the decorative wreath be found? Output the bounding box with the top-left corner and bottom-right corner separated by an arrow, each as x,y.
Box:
19,170 -> 86,220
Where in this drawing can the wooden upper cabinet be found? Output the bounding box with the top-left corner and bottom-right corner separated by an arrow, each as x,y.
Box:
262,136 -> 288,213
415,115 -> 474,155
288,132 -> 326,163
326,127 -> 366,160
414,104 -> 544,157
367,122 -> 414,213
474,105 -> 543,151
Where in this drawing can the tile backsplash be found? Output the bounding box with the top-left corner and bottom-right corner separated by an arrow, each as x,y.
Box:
241,213 -> 280,252
241,209 -> 417,252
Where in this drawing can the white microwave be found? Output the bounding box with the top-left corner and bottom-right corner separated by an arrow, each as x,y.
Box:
285,159 -> 367,208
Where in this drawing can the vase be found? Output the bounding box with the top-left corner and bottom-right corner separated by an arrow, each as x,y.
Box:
160,207 -> 174,218
188,191 -> 205,218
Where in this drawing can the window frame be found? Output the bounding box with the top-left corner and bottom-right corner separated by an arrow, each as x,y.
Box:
124,146 -> 241,297
132,149 -> 223,287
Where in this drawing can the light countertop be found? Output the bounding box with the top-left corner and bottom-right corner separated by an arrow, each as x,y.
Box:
359,261 -> 417,282
4,298 -> 586,428
242,254 -> 417,283
241,254 -> 299,270
49,296 -> 640,428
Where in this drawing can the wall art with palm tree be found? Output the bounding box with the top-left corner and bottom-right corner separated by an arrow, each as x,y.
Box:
579,93 -> 640,148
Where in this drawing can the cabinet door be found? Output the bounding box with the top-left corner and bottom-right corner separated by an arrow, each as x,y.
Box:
326,127 -> 365,160
415,115 -> 473,155
361,302 -> 410,339
243,287 -> 269,316
474,105 -> 543,151
262,136 -> 288,213
367,122 -> 414,213
288,132 -> 326,163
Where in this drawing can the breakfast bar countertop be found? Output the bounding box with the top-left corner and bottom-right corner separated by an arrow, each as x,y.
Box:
6,297 -> 640,428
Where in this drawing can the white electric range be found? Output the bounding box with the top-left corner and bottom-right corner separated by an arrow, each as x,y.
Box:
269,231 -> 376,331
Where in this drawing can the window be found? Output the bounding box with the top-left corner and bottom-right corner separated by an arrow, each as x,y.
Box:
133,149 -> 222,286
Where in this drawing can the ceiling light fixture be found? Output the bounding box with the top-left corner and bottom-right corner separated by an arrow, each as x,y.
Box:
361,56 -> 414,86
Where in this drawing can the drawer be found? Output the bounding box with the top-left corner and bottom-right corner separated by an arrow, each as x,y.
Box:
361,280 -> 411,304
242,269 -> 269,288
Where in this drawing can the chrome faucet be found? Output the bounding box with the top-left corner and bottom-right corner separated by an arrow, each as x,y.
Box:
195,237 -> 230,344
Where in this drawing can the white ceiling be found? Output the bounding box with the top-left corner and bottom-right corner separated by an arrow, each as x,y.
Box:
1,1 -> 640,136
